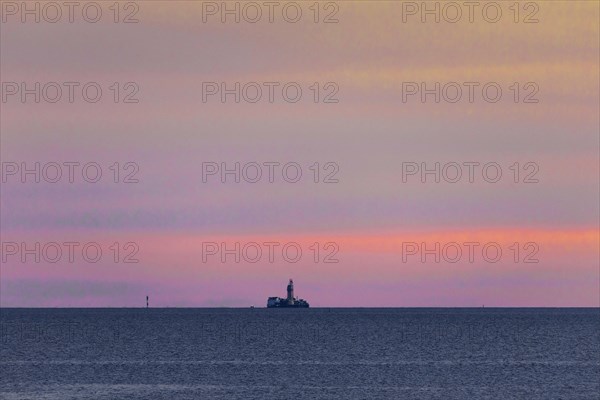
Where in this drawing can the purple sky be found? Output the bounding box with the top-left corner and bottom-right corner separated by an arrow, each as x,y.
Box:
1,1 -> 598,307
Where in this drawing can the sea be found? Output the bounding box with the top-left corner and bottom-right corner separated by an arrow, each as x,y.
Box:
1,308 -> 599,399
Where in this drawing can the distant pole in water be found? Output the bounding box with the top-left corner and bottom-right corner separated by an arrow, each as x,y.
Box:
146,296 -> 149,308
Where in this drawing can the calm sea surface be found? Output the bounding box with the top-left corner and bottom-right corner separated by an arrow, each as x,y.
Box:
1,308 -> 599,399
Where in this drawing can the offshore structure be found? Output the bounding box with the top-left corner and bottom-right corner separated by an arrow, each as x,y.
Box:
267,279 -> 309,308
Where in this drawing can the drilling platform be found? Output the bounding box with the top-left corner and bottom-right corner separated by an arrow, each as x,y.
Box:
267,279 -> 309,308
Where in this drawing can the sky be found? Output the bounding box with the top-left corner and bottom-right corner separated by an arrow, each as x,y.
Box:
1,1 -> 599,307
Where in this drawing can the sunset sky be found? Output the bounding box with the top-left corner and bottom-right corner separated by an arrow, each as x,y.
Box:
1,1 -> 598,307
